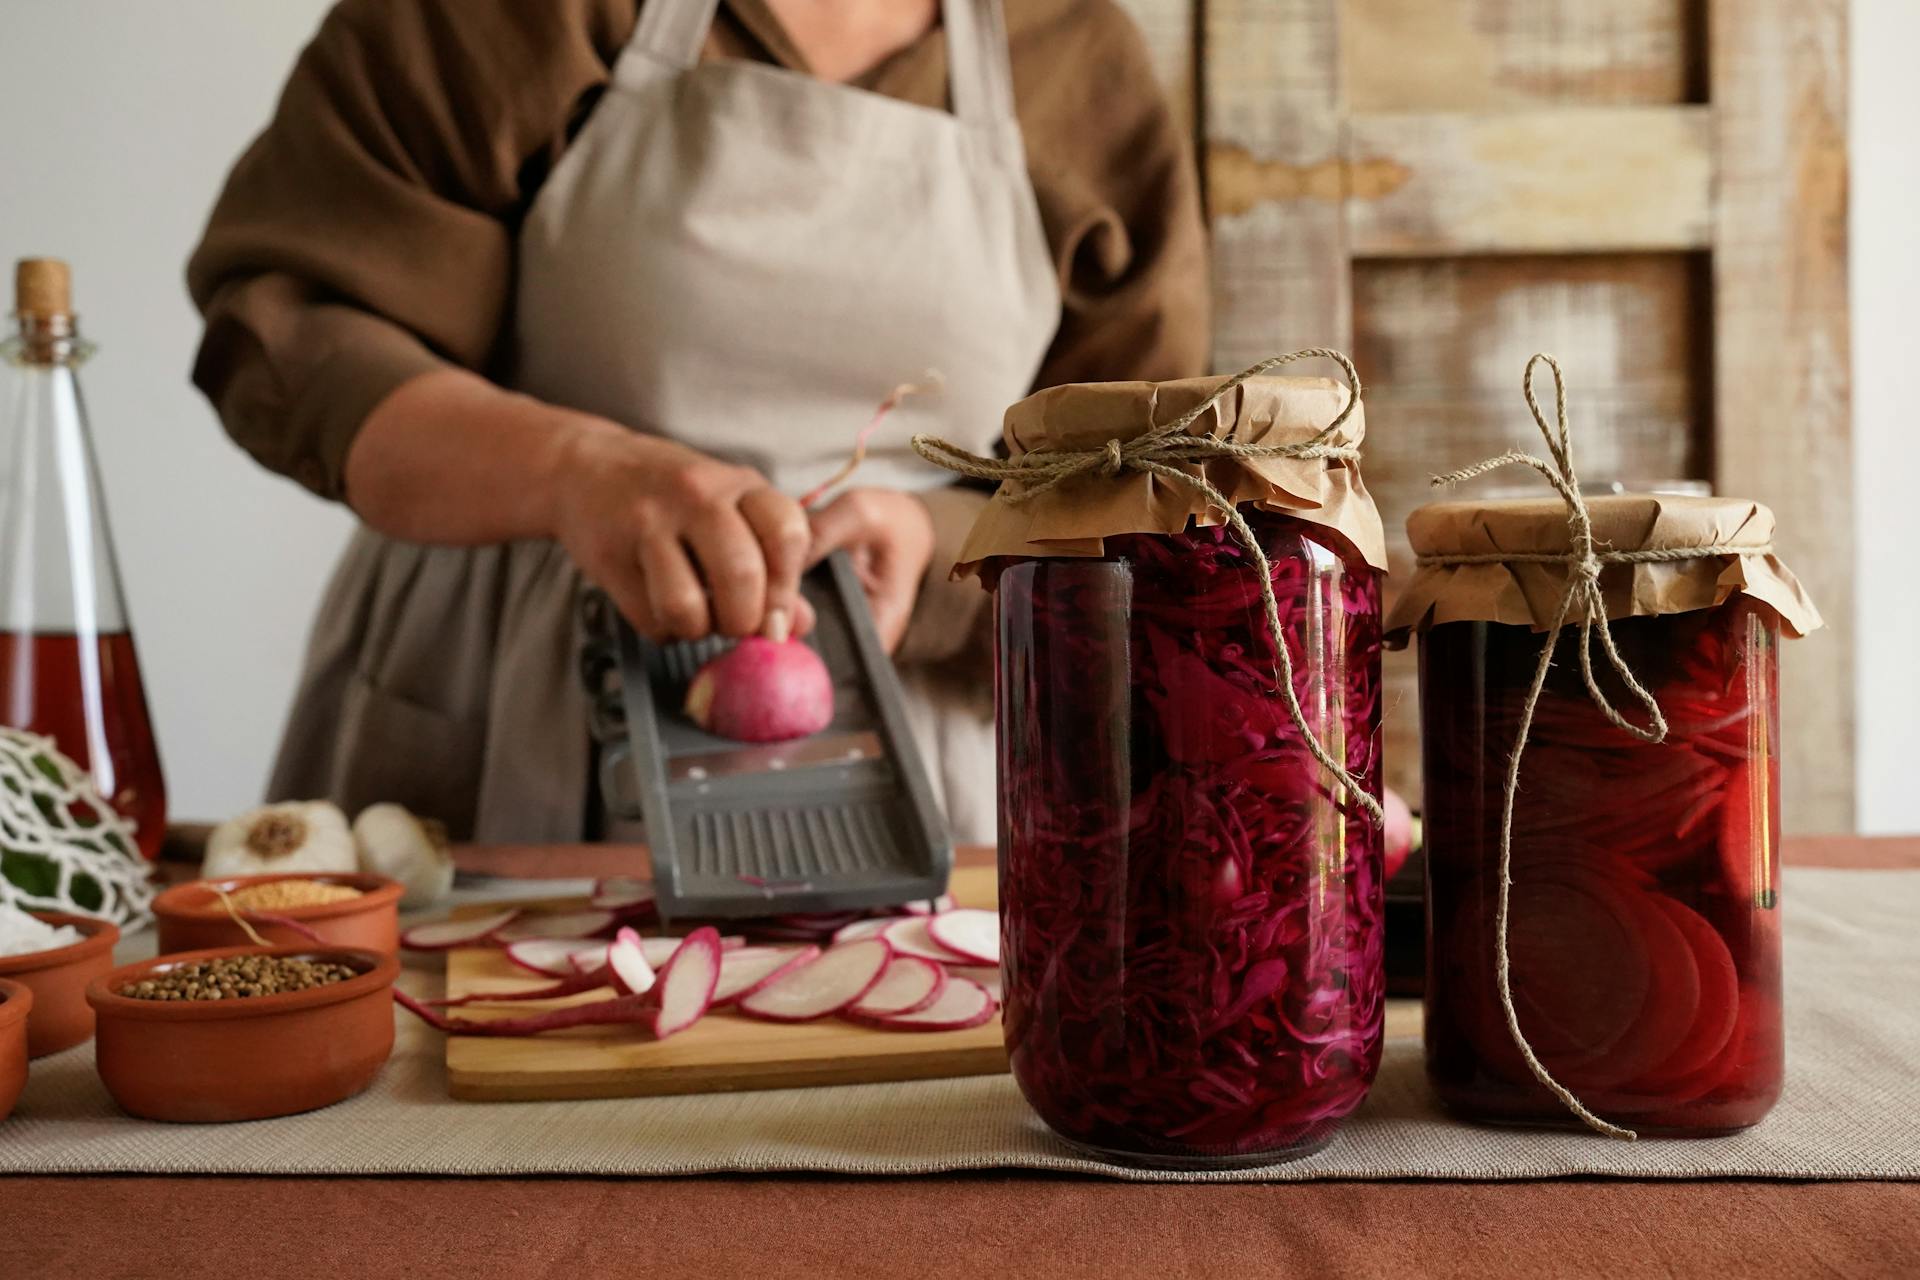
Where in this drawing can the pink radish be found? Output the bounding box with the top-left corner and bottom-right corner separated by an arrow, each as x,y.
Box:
946,964 -> 1002,1001
492,909 -> 618,944
684,637 -> 834,743
848,976 -> 996,1031
607,927 -> 657,996
635,934 -> 746,968
396,926 -> 723,1040
400,909 -> 522,951
846,955 -> 947,1018
881,916 -> 970,964
711,946 -> 819,1006
927,908 -> 999,966
429,969 -> 610,1008
831,917 -> 895,944
1383,786 -> 1415,880
590,877 -> 657,913
506,938 -> 610,978
900,895 -> 956,917
738,938 -> 891,1022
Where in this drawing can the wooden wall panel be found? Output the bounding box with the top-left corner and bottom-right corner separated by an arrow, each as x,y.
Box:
1203,0 -> 1351,363
1709,0 -> 1853,831
1345,106 -> 1714,256
1344,0 -> 1702,110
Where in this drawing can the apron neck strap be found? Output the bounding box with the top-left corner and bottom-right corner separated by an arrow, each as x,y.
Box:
943,0 -> 1019,129
624,0 -> 1020,129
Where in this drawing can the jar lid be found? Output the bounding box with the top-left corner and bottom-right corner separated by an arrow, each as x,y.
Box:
944,370 -> 1387,577
1385,492 -> 1821,641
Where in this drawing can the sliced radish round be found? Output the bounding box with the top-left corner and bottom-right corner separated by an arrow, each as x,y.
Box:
430,969 -> 609,1008
400,909 -> 522,951
712,946 -> 819,1006
607,927 -> 657,996
738,938 -> 892,1022
1631,896 -> 1741,1090
848,976 -> 995,1031
831,917 -> 895,945
881,916 -> 970,964
899,894 -> 957,917
927,908 -> 999,966
847,955 -> 947,1017
946,964 -> 1002,1001
647,926 -> 723,1039
506,938 -> 610,978
590,876 -> 656,912
492,909 -> 618,944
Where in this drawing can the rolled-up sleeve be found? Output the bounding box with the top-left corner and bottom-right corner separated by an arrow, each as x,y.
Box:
187,0 -> 615,499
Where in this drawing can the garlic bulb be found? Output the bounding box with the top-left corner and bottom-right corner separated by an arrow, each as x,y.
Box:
203,801 -> 357,880
353,803 -> 454,907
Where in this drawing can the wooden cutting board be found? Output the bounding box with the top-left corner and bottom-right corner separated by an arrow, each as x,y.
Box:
442,865 -> 1005,1101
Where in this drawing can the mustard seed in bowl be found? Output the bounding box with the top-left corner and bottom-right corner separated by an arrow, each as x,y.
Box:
119,954 -> 360,1001
223,879 -> 364,912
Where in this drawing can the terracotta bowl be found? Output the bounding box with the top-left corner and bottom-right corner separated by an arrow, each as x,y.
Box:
0,913 -> 121,1057
0,978 -> 31,1123
153,872 -> 403,956
87,944 -> 399,1123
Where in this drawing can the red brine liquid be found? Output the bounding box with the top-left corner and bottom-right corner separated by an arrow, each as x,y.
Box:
1421,599 -> 1782,1135
0,629 -> 167,861
991,513 -> 1385,1167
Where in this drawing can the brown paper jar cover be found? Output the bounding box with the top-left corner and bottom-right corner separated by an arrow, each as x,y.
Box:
950,375 -> 1387,576
1383,493 -> 1822,644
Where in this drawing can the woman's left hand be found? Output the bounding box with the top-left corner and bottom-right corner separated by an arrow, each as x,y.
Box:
806,488 -> 935,652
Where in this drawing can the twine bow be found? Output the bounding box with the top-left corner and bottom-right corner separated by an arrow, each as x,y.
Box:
912,348 -> 1383,826
1423,353 -> 1772,1140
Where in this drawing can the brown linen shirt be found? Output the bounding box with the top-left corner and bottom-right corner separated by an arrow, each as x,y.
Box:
186,0 -> 1210,660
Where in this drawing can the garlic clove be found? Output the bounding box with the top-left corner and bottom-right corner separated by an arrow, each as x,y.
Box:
353,802 -> 455,908
202,801 -> 358,881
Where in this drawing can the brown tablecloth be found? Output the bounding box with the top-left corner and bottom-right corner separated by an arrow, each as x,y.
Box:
8,835 -> 1920,1280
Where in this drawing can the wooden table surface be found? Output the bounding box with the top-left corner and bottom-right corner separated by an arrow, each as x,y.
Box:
9,835 -> 1918,1280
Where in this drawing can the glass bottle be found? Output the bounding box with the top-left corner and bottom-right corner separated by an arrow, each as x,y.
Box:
1422,598 -> 1783,1134
0,259 -> 166,859
990,511 -> 1385,1167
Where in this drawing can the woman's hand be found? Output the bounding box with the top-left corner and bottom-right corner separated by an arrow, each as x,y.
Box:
807,488 -> 935,652
550,423 -> 813,643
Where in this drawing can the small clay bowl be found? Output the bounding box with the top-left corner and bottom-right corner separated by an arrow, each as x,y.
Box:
153,872 -> 403,956
0,913 -> 121,1057
87,944 -> 398,1123
0,978 -> 31,1122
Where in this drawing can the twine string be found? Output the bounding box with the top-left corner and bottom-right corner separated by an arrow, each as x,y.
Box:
1422,352 -> 1773,1141
912,348 -> 1383,826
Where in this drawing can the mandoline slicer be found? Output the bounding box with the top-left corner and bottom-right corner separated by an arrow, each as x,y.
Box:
582,551 -> 954,921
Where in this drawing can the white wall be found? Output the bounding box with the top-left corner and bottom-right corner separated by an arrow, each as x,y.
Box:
0,2 -> 348,823
1851,0 -> 1920,835
0,0 -> 1914,831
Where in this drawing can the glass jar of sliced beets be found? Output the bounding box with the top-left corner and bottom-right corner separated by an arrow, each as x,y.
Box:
1389,476 -> 1821,1136
923,355 -> 1389,1167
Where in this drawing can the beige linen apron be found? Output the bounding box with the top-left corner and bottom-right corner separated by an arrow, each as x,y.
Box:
269,0 -> 1058,846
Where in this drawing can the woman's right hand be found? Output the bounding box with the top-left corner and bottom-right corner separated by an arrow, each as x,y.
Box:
548,421 -> 813,643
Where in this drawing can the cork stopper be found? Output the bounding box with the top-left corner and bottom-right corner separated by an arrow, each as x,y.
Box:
14,258 -> 73,320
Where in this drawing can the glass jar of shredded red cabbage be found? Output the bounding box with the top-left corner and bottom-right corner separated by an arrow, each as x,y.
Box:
1389,492 -> 1821,1137
953,366 -> 1389,1169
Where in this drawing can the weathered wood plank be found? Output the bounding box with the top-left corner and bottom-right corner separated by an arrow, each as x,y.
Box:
1345,0 -> 1703,111
1204,0 -> 1351,364
1709,0 -> 1852,832
1346,106 -> 1714,256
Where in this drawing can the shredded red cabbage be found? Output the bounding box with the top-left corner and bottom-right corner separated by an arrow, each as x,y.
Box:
1422,600 -> 1784,1133
989,513 -> 1384,1163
